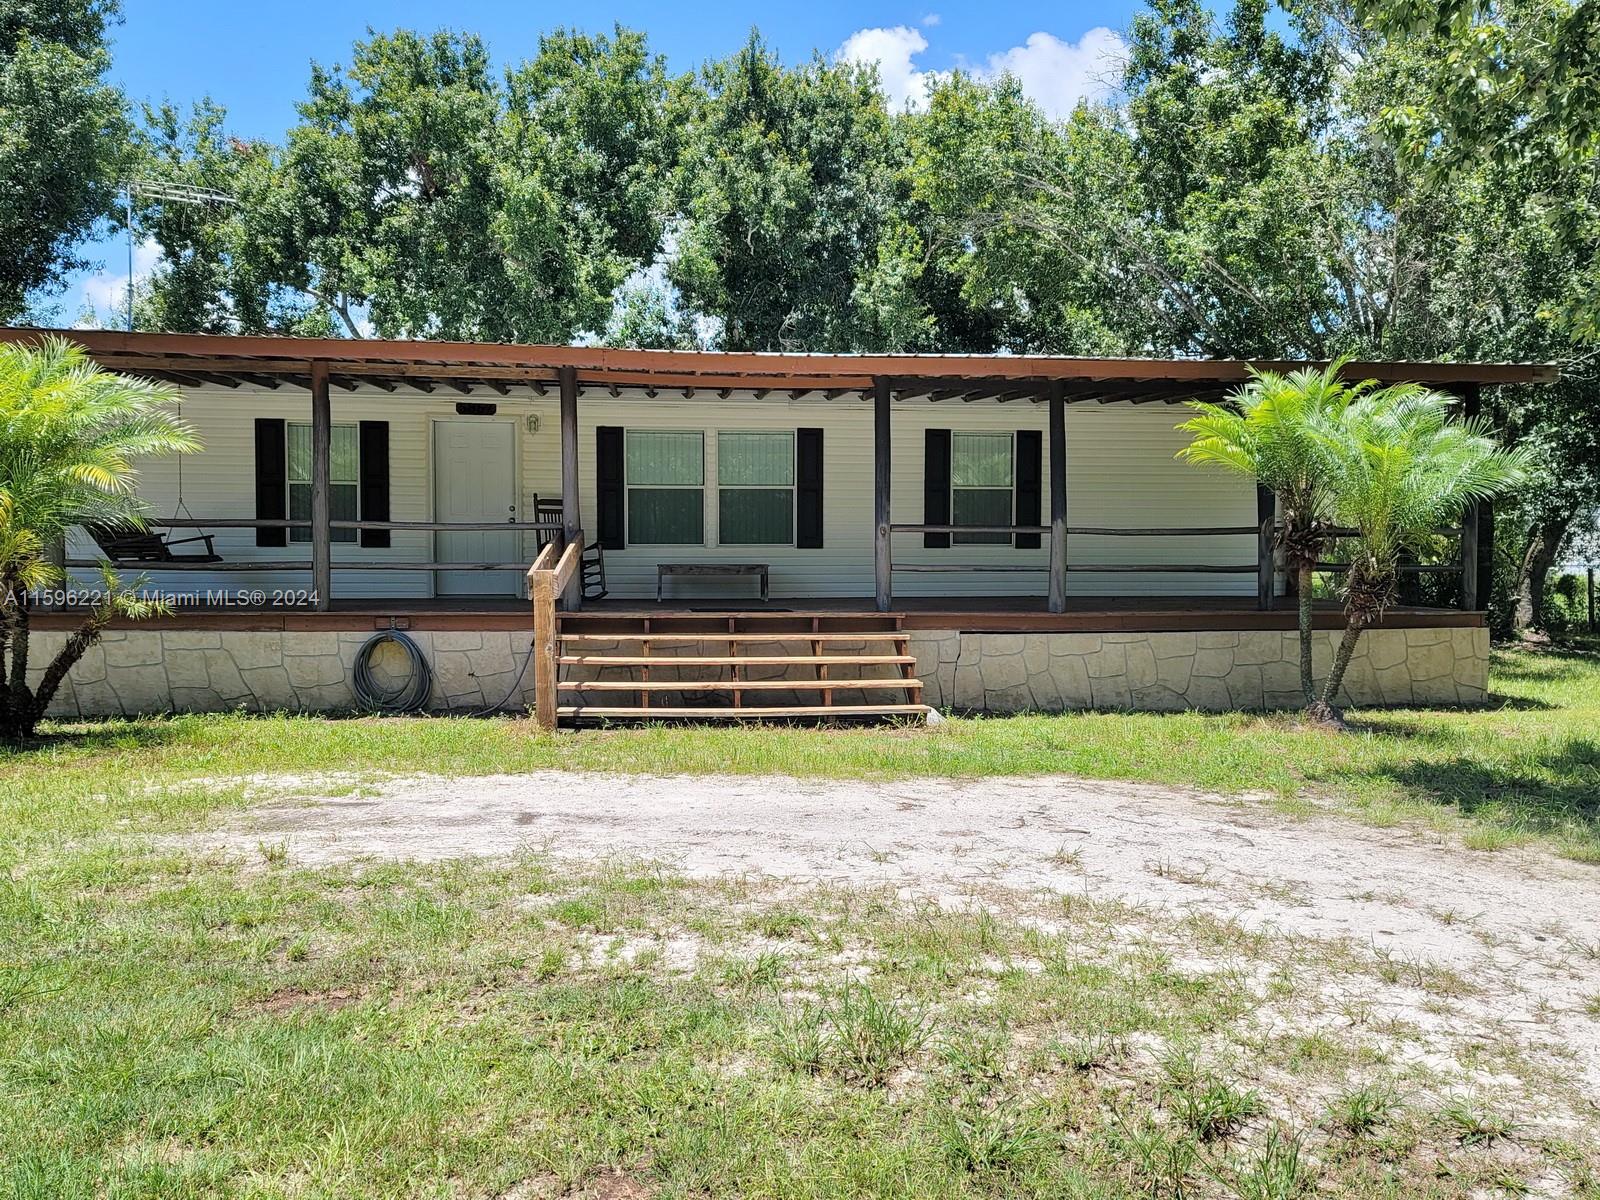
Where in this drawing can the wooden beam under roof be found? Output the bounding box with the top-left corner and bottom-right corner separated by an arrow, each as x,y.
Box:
993,386 -> 1043,403
2,326 -> 1556,388
1,330 -> 1560,407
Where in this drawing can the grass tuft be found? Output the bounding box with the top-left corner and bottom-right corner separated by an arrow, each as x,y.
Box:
1325,1083 -> 1400,1137
1438,1093 -> 1518,1146
935,1102 -> 1048,1174
1159,1048 -> 1264,1140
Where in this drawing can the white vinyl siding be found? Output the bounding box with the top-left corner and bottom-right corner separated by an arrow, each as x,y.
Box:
71,383 -> 1257,601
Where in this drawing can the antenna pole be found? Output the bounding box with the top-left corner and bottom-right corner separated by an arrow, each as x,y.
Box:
125,184 -> 135,332
116,179 -> 238,331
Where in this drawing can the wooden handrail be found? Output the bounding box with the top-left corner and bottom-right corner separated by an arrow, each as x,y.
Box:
551,539 -> 582,596
890,523 -> 1258,537
526,533 -> 584,731
526,541 -> 558,583
142,517 -> 563,532
527,542 -> 560,731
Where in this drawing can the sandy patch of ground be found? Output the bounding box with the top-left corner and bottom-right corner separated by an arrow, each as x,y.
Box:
193,770 -> 1600,1096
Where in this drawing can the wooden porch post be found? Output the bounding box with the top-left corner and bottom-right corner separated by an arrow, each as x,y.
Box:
559,366 -> 581,610
873,376 -> 892,612
310,359 -> 332,612
1460,384 -> 1483,611
1256,484 -> 1275,611
1047,380 -> 1067,614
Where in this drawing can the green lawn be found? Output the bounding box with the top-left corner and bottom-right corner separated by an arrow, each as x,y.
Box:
3,645 -> 1599,1197
8,643 -> 1599,860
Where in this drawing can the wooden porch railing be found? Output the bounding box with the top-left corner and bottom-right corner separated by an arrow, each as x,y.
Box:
64,516 -> 566,577
527,536 -> 582,731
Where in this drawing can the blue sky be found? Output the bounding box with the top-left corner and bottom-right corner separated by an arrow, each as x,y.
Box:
59,0 -> 1145,326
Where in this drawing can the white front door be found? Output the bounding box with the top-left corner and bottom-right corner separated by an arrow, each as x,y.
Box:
433,419 -> 520,596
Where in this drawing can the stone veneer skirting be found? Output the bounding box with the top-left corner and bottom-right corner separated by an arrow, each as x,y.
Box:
906,627 -> 1488,712
28,623 -> 1489,719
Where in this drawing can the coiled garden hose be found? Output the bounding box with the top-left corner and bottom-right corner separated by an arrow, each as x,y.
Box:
351,629 -> 433,713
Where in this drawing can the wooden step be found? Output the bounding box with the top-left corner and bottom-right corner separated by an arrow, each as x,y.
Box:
556,610 -> 907,620
557,704 -> 930,720
557,632 -> 907,644
558,654 -> 915,667
559,677 -> 923,692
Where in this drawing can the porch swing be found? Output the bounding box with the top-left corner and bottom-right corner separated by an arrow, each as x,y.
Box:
88,395 -> 222,565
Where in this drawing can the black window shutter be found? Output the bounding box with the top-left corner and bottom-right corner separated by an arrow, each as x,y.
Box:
254,418 -> 287,547
358,421 -> 390,548
1014,430 -> 1042,549
796,427 -> 824,548
923,429 -> 951,549
596,426 -> 625,549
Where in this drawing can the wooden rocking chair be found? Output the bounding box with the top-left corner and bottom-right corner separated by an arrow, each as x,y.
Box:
580,541 -> 608,601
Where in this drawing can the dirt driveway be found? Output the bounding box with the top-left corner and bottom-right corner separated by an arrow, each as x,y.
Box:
202,769 -> 1600,1066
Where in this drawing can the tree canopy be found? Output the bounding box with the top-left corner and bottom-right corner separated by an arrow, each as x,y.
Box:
0,0 -> 127,322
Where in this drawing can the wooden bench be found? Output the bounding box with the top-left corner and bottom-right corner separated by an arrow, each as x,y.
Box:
656,562 -> 770,603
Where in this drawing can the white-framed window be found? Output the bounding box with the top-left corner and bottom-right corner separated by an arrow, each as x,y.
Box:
951,431 -> 1013,545
717,430 -> 795,546
626,430 -> 705,545
288,422 -> 358,544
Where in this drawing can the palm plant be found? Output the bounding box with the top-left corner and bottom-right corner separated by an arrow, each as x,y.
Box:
1308,386 -> 1528,724
0,337 -> 198,741
1177,362 -> 1368,704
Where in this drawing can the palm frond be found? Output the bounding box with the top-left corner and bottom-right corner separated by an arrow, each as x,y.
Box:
0,338 -> 196,587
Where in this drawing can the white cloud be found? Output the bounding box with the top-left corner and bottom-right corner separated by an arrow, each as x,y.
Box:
836,24 -> 1126,119
79,238 -> 163,327
921,12 -> 941,26
836,25 -> 940,112
975,28 -> 1126,118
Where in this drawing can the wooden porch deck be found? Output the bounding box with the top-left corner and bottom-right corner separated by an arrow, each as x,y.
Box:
29,593 -> 1483,633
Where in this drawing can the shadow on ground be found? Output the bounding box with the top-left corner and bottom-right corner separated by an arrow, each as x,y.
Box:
0,716 -> 192,762
1373,739 -> 1600,835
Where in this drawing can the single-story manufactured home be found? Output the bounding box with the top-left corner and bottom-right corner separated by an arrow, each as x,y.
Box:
6,330 -> 1554,724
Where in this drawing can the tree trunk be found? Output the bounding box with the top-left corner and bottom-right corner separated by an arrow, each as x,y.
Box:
1513,515 -> 1571,633
0,599 -> 117,743
3,575 -> 29,709
0,576 -> 29,742
1308,619 -> 1365,725
27,609 -> 113,731
1296,559 -> 1315,704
